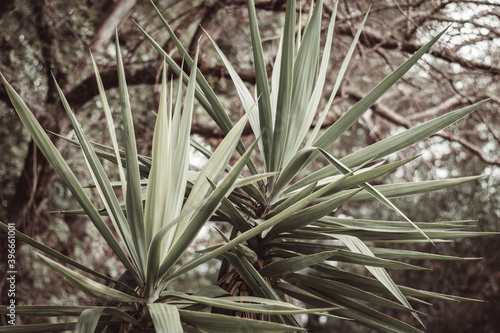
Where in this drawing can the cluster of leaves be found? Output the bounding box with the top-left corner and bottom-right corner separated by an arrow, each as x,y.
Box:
0,0 -> 493,332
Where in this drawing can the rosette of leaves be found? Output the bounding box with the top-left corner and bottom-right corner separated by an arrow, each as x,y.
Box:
0,0 -> 495,332
0,26 -> 333,333
131,0 -> 492,332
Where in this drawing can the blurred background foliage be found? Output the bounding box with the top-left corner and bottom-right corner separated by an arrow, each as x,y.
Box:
0,0 -> 498,331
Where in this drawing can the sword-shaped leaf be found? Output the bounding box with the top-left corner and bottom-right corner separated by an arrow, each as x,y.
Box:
306,4 -> 369,147
115,32 -> 147,273
168,293 -> 336,315
144,52 -> 195,260
178,310 -> 306,333
270,0 -> 295,173
247,0 -> 274,169
74,308 -> 105,333
259,251 -> 340,277
290,1 -> 338,157
91,54 -> 127,198
333,234 -> 423,326
148,303 -> 183,333
75,307 -> 139,332
37,254 -> 144,304
203,28 -> 264,166
319,148 -> 432,243
144,63 -> 174,247
344,176 -> 482,201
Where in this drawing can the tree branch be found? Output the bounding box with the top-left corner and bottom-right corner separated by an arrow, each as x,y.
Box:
90,0 -> 137,53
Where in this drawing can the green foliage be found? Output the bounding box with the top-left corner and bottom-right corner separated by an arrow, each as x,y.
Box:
0,0 -> 495,332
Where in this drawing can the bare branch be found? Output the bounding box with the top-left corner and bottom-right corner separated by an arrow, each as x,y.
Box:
90,0 -> 137,54
407,96 -> 478,121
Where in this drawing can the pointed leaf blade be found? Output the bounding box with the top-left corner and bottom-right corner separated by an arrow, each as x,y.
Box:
37,254 -> 144,304
148,303 -> 183,333
247,0 -> 273,169
115,33 -> 147,273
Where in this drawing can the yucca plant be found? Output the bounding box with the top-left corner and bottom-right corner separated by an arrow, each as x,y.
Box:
0,0 -> 494,332
0,28 -> 331,333
137,0 -> 494,331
